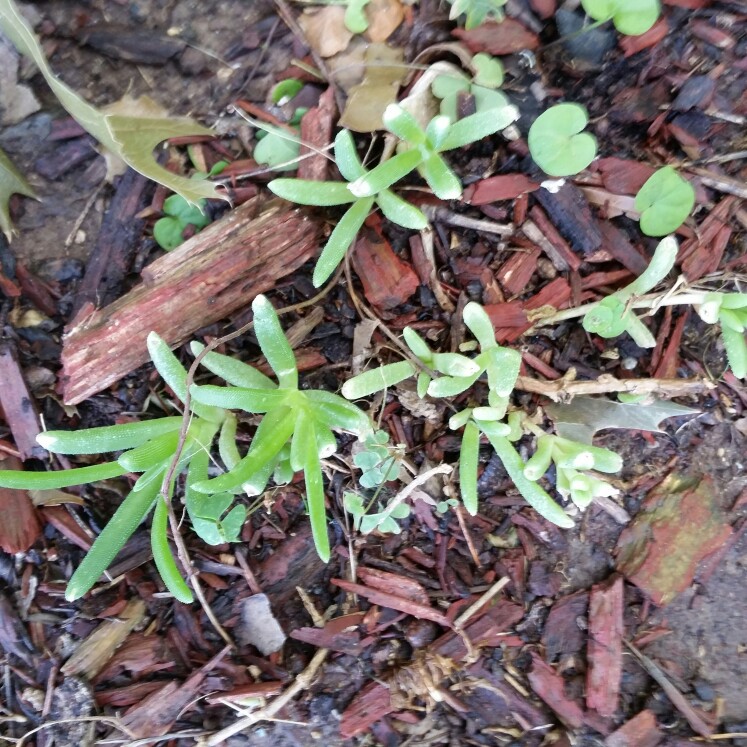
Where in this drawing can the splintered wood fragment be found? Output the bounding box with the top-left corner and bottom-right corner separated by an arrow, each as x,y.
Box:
526,207 -> 581,271
586,574 -> 624,718
497,247 -> 541,295
0,456 -> 41,553
605,709 -> 662,747
488,277 -> 572,343
0,340 -> 44,460
61,199 -> 322,404
535,182 -> 603,256
528,652 -> 585,729
123,644 -> 231,738
356,566 -> 431,605
72,168 -> 151,316
452,18 -> 540,54
597,221 -> 649,276
619,18 -> 669,56
594,157 -> 656,195
62,599 -> 145,679
463,173 -> 539,205
298,86 -> 336,181
331,578 -> 452,627
680,196 -> 736,281
351,233 -> 419,309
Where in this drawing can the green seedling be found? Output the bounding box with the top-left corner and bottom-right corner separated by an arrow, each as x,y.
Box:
523,434 -> 621,509
152,161 -> 227,251
269,130 -> 427,287
344,491 -> 411,534
354,430 -> 405,488
581,0 -> 660,37
635,166 -> 695,236
348,102 -> 519,202
343,302 -> 575,527
446,0 -> 508,29
528,103 -> 598,178
154,194 -> 212,251
189,294 -> 373,561
432,55 -> 509,123
583,235 -> 678,348
0,333 -> 239,603
696,292 -> 747,379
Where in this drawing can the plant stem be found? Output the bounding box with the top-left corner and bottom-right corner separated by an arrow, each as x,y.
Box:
532,291 -> 710,328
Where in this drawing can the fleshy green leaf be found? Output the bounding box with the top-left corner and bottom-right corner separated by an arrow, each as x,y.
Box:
152,497 -> 193,602
300,416 -> 330,561
342,361 -> 417,398
463,302 -> 497,350
254,124 -> 300,172
0,461 -> 127,490
348,149 -> 423,198
484,431 -> 575,528
190,342 -> 276,390
66,479 -> 161,600
375,189 -> 428,230
419,153 -> 462,200
440,105 -> 518,151
472,53 -> 504,88
334,129 -> 366,182
268,179 -> 358,206
117,431 -> 180,472
37,417 -> 183,455
635,167 -> 695,236
190,384 -> 289,413
304,390 -> 374,437
344,0 -> 370,33
460,420 -> 480,515
252,295 -> 298,389
528,103 -> 597,177
312,196 -> 374,287
721,324 -> 747,379
193,406 -> 296,493
382,104 -> 427,145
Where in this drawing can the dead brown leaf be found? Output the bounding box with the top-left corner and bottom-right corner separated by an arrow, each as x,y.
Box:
299,6 -> 354,58
365,0 -> 404,42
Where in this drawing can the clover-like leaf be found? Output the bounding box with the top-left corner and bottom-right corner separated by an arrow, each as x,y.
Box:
472,53 -> 504,88
635,167 -> 695,236
581,0 -> 660,37
528,103 -> 597,177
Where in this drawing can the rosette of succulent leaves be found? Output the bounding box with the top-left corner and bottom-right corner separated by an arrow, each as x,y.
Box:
343,302 -> 623,529
269,99 -> 518,288
0,295 -> 373,603
0,332 -> 237,604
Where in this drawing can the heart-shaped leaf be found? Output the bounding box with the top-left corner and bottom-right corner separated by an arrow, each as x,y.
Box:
528,103 -> 597,177
581,0 -> 660,37
635,166 -> 695,237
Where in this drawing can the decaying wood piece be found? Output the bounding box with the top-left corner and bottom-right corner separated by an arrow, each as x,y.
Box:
61,198 -> 322,404
0,339 -> 44,460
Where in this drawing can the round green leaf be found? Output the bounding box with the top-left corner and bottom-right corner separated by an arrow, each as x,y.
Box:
471,53 -> 504,88
634,166 -> 695,237
527,103 -> 597,177
153,216 -> 186,251
581,0 -> 660,36
271,79 -> 304,105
